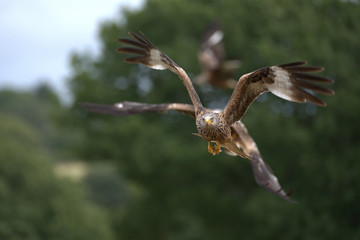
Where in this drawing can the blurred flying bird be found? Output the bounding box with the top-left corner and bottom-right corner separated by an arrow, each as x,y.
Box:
195,21 -> 241,88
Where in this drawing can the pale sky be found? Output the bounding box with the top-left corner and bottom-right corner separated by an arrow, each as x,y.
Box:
0,0 -> 144,102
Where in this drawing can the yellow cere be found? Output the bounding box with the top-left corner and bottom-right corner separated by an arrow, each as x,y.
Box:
205,118 -> 213,125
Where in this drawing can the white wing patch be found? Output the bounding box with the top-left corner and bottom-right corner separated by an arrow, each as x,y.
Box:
266,66 -> 296,102
211,109 -> 222,113
115,103 -> 124,108
149,49 -> 167,70
208,30 -> 224,46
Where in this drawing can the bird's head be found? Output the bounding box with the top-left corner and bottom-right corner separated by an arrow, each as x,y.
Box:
199,112 -> 219,128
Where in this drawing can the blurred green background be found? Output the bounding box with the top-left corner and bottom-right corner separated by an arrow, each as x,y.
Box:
1,0 -> 359,239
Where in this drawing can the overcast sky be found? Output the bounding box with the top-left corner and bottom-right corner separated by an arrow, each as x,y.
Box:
0,0 -> 144,102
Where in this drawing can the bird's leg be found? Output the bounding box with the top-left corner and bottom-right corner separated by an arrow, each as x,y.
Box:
208,141 -> 214,155
213,143 -> 222,155
208,142 -> 222,156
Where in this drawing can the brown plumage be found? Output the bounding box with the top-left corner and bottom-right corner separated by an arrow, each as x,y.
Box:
81,31 -> 335,202
117,32 -> 334,157
195,21 -> 241,88
81,101 -> 295,202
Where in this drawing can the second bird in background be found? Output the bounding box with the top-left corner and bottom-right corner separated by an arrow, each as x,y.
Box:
195,20 -> 242,89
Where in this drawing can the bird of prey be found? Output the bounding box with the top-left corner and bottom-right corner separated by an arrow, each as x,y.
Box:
195,21 -> 241,88
81,101 -> 295,202
117,32 -> 334,158
82,32 -> 334,202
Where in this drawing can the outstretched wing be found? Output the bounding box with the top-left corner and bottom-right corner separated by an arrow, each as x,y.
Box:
195,21 -> 241,89
80,101 -> 195,118
81,101 -> 294,202
231,121 -> 295,203
118,32 -> 204,114
224,61 -> 335,125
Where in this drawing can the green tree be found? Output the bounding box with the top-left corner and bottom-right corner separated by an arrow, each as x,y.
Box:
66,0 -> 360,239
0,113 -> 114,240
0,86 -> 78,159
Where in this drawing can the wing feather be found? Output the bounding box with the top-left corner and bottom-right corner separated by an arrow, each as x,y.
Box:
118,47 -> 147,56
118,32 -> 204,114
118,32 -> 178,71
294,72 -> 334,83
231,121 -> 295,203
80,102 -> 195,118
277,61 -> 306,67
295,79 -> 334,95
118,38 -> 148,49
224,62 -> 335,125
284,66 -> 324,72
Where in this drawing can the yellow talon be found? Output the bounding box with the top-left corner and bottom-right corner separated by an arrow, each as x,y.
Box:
208,142 -> 214,155
207,142 -> 222,156
213,143 -> 222,155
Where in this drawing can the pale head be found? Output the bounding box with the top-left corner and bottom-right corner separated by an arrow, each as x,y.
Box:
198,112 -> 220,128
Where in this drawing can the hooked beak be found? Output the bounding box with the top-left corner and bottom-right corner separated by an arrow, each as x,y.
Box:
204,118 -> 213,126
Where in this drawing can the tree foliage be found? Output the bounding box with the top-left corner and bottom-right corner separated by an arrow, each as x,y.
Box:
65,0 -> 360,239
0,89 -> 115,240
